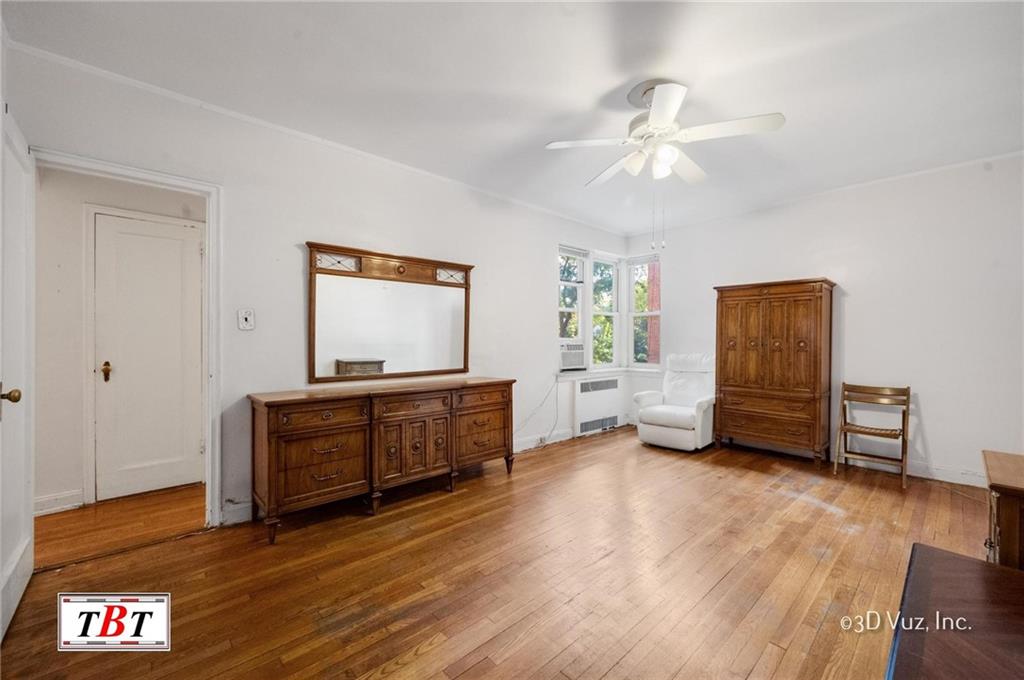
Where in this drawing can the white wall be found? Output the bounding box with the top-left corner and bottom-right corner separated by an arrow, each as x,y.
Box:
6,47 -> 625,521
630,155 -> 1023,486
33,167 -> 205,514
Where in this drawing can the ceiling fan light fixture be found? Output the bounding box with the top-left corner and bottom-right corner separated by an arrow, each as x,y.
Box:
624,151 -> 647,176
653,143 -> 680,165
651,160 -> 672,180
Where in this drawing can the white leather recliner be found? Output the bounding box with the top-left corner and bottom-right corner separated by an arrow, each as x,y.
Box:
633,353 -> 715,451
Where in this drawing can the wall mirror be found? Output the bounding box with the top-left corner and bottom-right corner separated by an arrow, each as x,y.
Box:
307,242 -> 472,383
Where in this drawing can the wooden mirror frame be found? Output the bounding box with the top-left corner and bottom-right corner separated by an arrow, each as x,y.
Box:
307,242 -> 473,383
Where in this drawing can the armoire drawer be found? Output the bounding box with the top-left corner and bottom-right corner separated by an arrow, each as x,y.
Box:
456,387 -> 510,410
456,407 -> 507,437
718,392 -> 814,420
277,399 -> 369,433
719,410 -> 813,448
374,391 -> 452,419
280,427 -> 368,470
281,459 -> 368,502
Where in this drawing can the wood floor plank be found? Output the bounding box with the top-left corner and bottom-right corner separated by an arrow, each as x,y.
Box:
0,429 -> 987,680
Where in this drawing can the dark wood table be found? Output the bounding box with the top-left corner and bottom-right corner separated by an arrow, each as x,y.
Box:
887,543 -> 1024,679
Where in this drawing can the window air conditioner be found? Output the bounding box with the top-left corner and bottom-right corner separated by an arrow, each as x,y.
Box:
559,342 -> 586,371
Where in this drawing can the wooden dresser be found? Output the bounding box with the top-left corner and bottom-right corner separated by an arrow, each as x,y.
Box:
714,278 -> 835,461
983,449 -> 1024,569
249,376 -> 514,543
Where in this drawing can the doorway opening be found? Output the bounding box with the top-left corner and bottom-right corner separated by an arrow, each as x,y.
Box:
32,160 -> 218,570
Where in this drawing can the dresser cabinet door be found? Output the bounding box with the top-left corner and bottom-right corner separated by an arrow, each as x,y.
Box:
377,422 -> 404,484
740,300 -> 764,387
789,297 -> 816,392
429,416 -> 451,470
718,300 -> 743,386
405,419 -> 429,475
764,299 -> 788,390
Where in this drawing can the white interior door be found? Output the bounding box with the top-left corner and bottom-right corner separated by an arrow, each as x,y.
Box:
1,114 -> 35,638
94,213 -> 203,500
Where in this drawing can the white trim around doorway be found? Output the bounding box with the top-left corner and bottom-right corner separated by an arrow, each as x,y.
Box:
32,147 -> 224,527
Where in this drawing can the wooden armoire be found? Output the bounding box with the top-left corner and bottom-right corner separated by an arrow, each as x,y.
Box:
714,278 -> 835,461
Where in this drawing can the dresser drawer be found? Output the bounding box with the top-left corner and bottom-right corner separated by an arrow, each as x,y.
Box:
719,410 -> 813,448
456,386 -> 510,410
456,407 -> 507,437
281,458 -> 368,503
280,426 -> 368,470
276,399 -> 369,433
457,427 -> 507,458
374,391 -> 452,419
718,392 -> 814,420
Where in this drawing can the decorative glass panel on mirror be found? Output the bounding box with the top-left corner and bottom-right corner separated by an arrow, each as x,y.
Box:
309,244 -> 470,382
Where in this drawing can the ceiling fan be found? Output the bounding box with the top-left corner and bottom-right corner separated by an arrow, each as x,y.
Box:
546,79 -> 785,187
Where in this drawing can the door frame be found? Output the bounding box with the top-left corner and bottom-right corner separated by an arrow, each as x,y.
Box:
33,147 -> 223,527
86,205 -> 206,504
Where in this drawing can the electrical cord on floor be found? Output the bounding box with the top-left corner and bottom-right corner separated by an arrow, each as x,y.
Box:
513,373 -> 561,446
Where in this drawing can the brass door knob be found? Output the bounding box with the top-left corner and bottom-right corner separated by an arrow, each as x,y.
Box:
101,361 -> 112,382
1,388 -> 21,403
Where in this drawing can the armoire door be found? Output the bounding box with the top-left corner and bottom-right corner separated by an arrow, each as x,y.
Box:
764,299 -> 789,390
740,300 -> 764,387
718,300 -> 743,386
789,297 -> 816,392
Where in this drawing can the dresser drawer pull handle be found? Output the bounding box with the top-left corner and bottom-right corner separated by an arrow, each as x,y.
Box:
442,396 -> 449,406
312,444 -> 342,455
785,428 -> 805,436
411,441 -> 422,452
321,411 -> 334,421
312,472 -> 340,482
480,394 -> 489,401
473,418 -> 489,427
733,420 -> 747,427
282,414 -> 291,425
413,402 -> 421,409
473,439 -> 488,448
386,445 -> 398,458
784,403 -> 806,411
434,436 -> 445,448
728,398 -> 745,405
360,406 -> 368,417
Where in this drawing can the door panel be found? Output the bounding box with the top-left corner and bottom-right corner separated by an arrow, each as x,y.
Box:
405,419 -> 428,475
718,301 -> 742,386
377,422 -> 403,483
765,300 -> 788,390
740,300 -> 763,387
429,416 -> 450,469
1,115 -> 35,638
790,298 -> 815,392
94,214 -> 204,500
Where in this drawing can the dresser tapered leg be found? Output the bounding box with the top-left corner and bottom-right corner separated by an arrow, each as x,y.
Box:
251,503 -> 260,522
265,518 -> 280,545
505,455 -> 514,474
370,491 -> 381,515
448,471 -> 458,492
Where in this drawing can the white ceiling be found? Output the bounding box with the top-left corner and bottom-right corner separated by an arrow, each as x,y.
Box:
4,2 -> 1022,235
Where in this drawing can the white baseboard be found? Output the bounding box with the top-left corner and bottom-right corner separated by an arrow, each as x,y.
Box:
33,490 -> 84,516
1,536 -> 33,637
220,500 -> 253,526
515,428 -> 573,453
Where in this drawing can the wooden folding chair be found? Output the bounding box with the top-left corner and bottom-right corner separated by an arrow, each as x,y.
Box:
833,383 -> 911,489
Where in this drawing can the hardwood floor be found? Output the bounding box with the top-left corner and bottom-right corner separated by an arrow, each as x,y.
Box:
2,429 -> 986,679
34,483 -> 206,571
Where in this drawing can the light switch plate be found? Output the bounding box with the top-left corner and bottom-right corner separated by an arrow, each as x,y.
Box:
237,308 -> 255,331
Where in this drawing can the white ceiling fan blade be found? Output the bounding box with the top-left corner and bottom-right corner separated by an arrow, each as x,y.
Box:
647,83 -> 687,129
670,146 -> 707,184
585,154 -> 630,187
676,113 -> 785,143
546,138 -> 631,150
623,151 -> 647,177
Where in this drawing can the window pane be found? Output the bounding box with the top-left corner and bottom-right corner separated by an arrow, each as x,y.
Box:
632,261 -> 661,313
559,284 -> 578,310
592,315 -> 614,364
559,255 -> 581,283
559,311 -> 579,339
632,316 -> 661,364
593,261 -> 615,313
